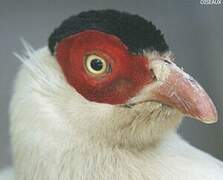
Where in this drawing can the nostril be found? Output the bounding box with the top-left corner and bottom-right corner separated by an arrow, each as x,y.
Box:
150,69 -> 157,80
164,59 -> 171,64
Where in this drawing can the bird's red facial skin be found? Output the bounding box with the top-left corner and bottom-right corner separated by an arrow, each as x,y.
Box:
56,30 -> 153,104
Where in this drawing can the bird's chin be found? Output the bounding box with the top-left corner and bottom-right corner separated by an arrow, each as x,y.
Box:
111,101 -> 182,149
121,100 -> 182,123
123,100 -> 174,113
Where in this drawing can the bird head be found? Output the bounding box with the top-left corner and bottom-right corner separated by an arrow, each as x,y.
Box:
14,10 -> 217,150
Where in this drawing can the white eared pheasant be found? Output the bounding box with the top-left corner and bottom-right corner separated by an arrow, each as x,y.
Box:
0,9 -> 222,180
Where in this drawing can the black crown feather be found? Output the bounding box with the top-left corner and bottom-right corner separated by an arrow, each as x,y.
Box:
49,9 -> 169,54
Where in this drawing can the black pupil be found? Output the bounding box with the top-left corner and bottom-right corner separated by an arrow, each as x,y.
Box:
90,59 -> 103,71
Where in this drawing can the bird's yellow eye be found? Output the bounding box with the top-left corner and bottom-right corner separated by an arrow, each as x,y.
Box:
85,55 -> 108,75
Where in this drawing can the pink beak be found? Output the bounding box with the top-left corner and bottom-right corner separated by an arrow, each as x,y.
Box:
131,59 -> 218,124
150,59 -> 218,123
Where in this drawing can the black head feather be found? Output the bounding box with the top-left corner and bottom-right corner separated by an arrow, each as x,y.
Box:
48,9 -> 169,54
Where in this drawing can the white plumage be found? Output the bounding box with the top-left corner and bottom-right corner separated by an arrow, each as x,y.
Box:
0,45 -> 222,180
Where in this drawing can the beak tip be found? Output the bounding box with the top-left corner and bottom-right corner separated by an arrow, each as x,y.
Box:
201,117 -> 218,124
197,109 -> 218,124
